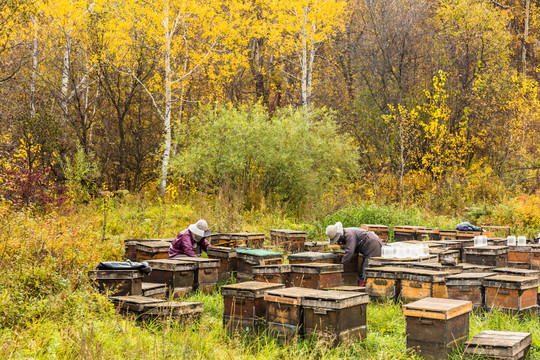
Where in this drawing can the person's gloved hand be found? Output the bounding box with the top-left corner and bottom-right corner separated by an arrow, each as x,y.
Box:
358,278 -> 366,287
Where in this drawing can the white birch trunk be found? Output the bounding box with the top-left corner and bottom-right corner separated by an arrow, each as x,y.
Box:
30,15 -> 38,116
159,0 -> 172,198
522,0 -> 530,75
301,6 -> 308,108
61,32 -> 71,120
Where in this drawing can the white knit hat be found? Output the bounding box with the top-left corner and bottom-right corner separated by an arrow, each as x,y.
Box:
326,221 -> 343,245
188,219 -> 211,238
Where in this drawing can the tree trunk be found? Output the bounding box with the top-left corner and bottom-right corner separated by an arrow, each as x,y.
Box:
30,14 -> 38,116
522,0 -> 530,75
159,1 -> 172,198
61,32 -> 71,120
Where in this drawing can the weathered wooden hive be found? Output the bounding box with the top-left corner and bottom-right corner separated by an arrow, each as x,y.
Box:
231,232 -> 265,249
507,245 -> 532,269
135,241 -> 171,261
304,241 -> 330,252
141,282 -> 167,298
88,269 -> 144,296
438,230 -> 458,241
399,269 -> 452,302
288,251 -> 335,265
368,254 -> 438,267
252,264 -> 291,286
206,246 -> 237,281
124,238 -> 172,261
176,257 -> 219,293
270,229 -> 307,253
460,263 -> 495,273
144,259 -> 196,298
289,263 -> 343,289
207,233 -> 234,247
325,285 -> 366,293
408,262 -> 462,274
221,281 -> 284,333
236,249 -> 284,282
444,272 -> 496,309
415,228 -> 441,241
109,295 -> 203,321
361,224 -> 390,241
332,249 -> 362,286
491,267 -> 540,279
302,290 -> 370,346
529,244 -> 540,270
264,287 -> 322,340
482,275 -> 539,314
402,297 -> 472,360
393,226 -> 426,242
464,331 -> 532,360
462,246 -> 508,267
364,266 -> 405,301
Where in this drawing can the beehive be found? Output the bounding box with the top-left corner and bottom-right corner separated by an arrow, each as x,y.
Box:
460,263 -> 495,273
144,259 -> 196,298
270,229 -> 307,253
141,282 -> 167,299
462,246 -> 508,268
124,238 -> 173,261
332,249 -> 362,286
302,290 -> 370,346
403,298 -> 472,360
364,266 -> 405,300
88,269 -> 144,296
507,245 -> 532,269
529,245 -> 540,270
399,269 -> 451,302
221,281 -> 284,333
109,295 -> 203,321
464,331 -> 532,360
232,233 -> 265,249
445,272 -> 496,309
491,267 -> 540,279
304,241 -> 330,252
289,263 -> 343,289
416,228 -> 441,241
176,257 -> 219,293
135,241 -> 171,261
361,224 -> 389,241
236,249 -> 284,281
252,264 -> 291,286
288,252 -> 335,265
393,226 -> 426,241
206,246 -> 237,281
483,275 -> 539,313
439,230 -> 458,241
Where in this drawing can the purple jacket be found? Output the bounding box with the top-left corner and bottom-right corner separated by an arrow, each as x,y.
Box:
168,229 -> 210,258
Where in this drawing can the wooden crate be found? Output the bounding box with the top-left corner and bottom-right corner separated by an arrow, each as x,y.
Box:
207,233 -> 234,247
529,245 -> 540,270
236,249 -> 284,282
206,246 -> 237,281
270,229 -> 307,253
135,241 -> 171,261
124,238 -> 173,261
439,230 -> 458,241
144,259 -> 196,297
463,246 -> 509,267
460,263 -> 495,273
464,331 -> 532,360
416,229 -> 441,241
400,269 -> 451,302
427,248 -> 461,264
367,258 -> 414,268
361,224 -> 389,242
487,237 -> 509,246
141,282 -> 167,299
325,286 -> 366,293
393,226 -> 426,242
288,252 -> 335,265
289,263 -> 343,289
428,240 -> 462,250
264,287 -> 322,340
332,249 -> 361,273
365,266 -> 404,300
491,267 -> 540,279
88,270 -> 144,296
176,257 -> 219,293
445,272 -> 496,309
109,295 -> 203,321
402,298 -> 472,360
508,245 -> 532,268
253,264 -> 291,286
304,241 -> 330,252
408,262 -> 463,274
221,281 -> 284,333
483,275 -> 539,312
302,290 -> 370,346
232,233 -> 265,249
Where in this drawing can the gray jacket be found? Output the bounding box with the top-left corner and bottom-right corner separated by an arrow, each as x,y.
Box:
339,227 -> 383,275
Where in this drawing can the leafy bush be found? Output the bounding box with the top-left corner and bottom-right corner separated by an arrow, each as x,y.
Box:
171,105 -> 359,212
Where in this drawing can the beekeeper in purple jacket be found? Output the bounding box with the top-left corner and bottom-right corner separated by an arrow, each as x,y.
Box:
169,219 -> 212,258
326,221 -> 383,286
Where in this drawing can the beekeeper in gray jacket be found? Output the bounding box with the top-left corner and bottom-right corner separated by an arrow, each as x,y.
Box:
326,221 -> 383,286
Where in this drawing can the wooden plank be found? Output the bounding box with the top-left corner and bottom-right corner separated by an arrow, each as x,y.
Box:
402,297 -> 472,320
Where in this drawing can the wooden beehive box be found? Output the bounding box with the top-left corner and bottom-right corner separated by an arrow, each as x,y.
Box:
144,259 -> 196,298
124,238 -> 173,261
288,251 -> 335,265
456,231 -> 482,240
270,229 -> 307,253
507,245 -> 532,269
368,254 -> 439,268
332,249 -> 362,285
109,295 -> 203,321
400,269 -> 452,302
252,264 -> 291,286
232,232 -> 265,249
361,224 -> 390,241
444,272 -> 496,309
264,287 -> 322,340
207,233 -> 234,247
491,267 -> 540,279
464,331 -> 532,360
428,248 -> 461,264
439,230 -> 458,240
463,246 -> 508,267
221,281 -> 284,333
402,298 -> 472,360
176,257 -> 219,293
482,275 -> 539,312
364,266 -> 404,300
88,269 -> 144,296
416,228 -> 441,241
135,241 -> 171,261
302,290 -> 370,346
289,263 -> 343,289
460,263 -> 495,273
206,246 -> 237,281
326,285 -> 366,293
236,249 -> 284,282
304,241 -> 330,252
428,240 -> 462,250
141,282 -> 167,299
488,237 -> 509,246
408,262 -> 463,274
529,245 -> 540,270
393,226 -> 426,241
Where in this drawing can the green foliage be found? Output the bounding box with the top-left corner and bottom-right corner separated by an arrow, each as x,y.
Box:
62,142 -> 100,204
171,105 -> 359,213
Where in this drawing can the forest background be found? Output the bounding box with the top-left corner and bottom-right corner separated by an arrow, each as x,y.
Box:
1,0 -> 540,358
